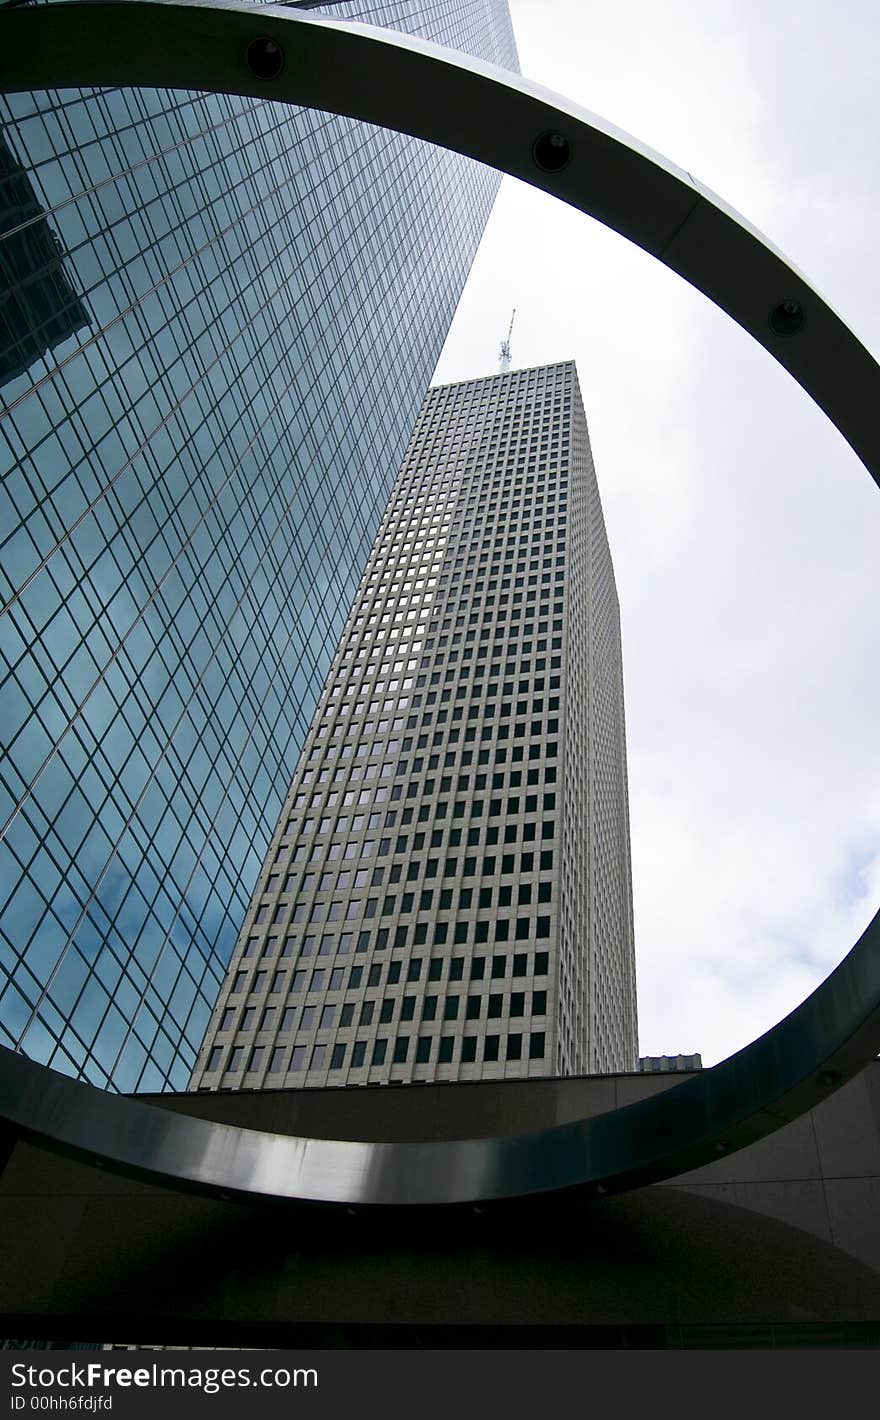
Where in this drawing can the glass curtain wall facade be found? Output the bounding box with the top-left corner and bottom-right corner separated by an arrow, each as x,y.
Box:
0,1 -> 518,1092
192,362 -> 637,1092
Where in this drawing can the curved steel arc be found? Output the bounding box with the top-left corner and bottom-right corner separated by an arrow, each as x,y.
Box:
0,0 -> 878,1207
3,1 -> 879,485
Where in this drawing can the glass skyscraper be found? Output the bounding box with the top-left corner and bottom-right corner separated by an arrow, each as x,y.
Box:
192,362 -> 638,1092
0,1 -> 518,1092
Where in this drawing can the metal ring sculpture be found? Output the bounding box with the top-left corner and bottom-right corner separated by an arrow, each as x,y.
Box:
0,1 -> 878,1208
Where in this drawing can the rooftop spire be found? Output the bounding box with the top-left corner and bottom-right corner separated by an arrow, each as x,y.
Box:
498,307 -> 515,372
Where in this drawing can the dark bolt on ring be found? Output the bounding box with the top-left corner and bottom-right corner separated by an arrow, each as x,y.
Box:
532,130 -> 571,172
769,298 -> 805,336
247,36 -> 284,80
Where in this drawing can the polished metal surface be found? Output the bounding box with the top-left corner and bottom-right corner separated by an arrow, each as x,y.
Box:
1,0 -> 879,1207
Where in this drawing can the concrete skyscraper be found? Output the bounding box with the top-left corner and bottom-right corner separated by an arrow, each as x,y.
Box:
0,1 -> 517,1092
192,361 -> 637,1090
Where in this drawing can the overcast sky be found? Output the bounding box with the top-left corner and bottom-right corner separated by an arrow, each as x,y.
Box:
433,0 -> 880,1065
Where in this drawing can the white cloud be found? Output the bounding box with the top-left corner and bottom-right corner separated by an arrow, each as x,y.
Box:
434,0 -> 880,1065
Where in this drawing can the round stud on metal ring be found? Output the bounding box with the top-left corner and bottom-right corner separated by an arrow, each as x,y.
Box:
532,130 -> 572,171
246,35 -> 284,81
769,298 -> 806,335
0,0 -> 878,1209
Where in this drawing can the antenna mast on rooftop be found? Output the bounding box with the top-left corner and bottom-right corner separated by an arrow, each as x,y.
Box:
498,308 -> 515,372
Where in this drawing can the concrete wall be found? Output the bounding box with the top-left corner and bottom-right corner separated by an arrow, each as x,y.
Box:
1,1065 -> 878,1345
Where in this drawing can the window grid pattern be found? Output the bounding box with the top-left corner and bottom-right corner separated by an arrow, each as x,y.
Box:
192,361 -> 637,1092
0,0 -> 517,1091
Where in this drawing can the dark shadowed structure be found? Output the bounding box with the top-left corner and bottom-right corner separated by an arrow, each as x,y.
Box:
1,1063 -> 878,1347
